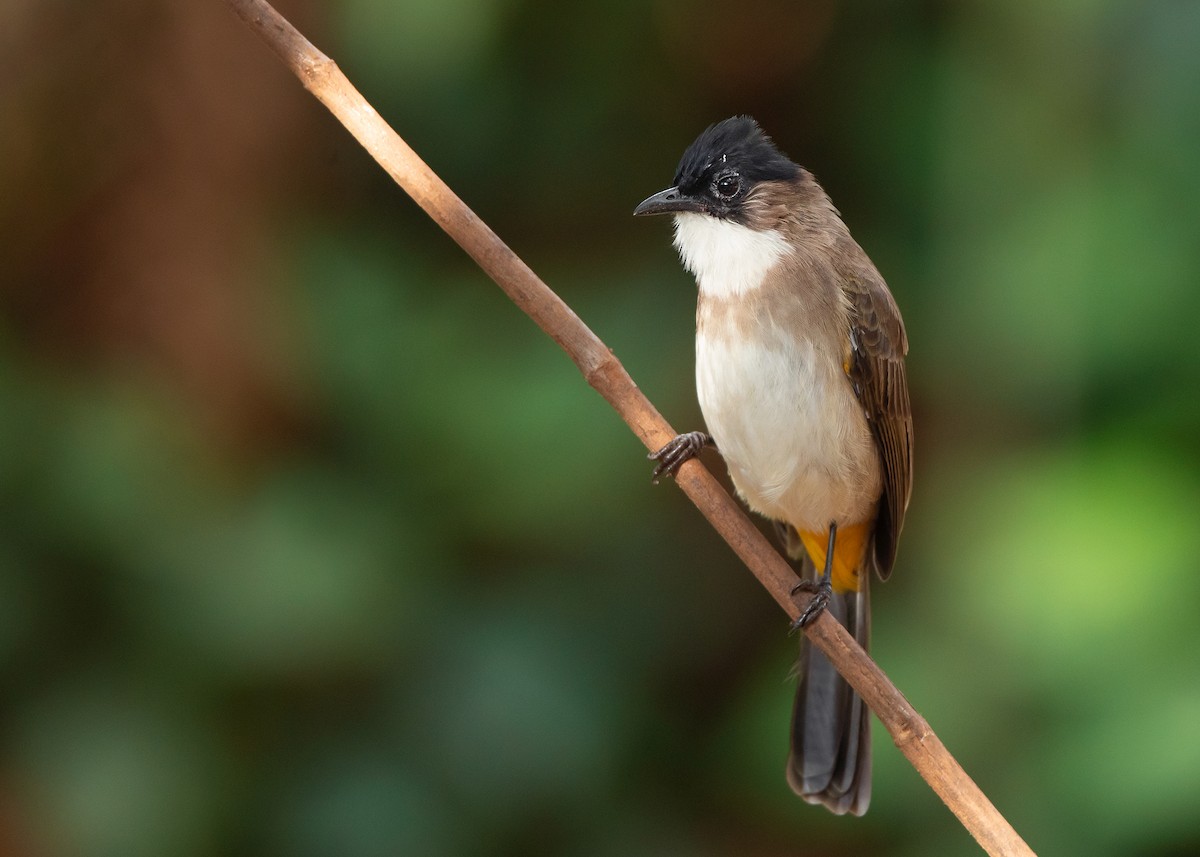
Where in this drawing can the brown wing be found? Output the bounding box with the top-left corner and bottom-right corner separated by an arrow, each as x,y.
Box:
844,267 -> 913,580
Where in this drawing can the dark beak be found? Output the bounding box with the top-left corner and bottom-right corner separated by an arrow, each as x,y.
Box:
633,186 -> 705,217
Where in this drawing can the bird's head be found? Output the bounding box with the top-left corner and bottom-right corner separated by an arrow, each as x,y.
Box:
633,116 -> 799,225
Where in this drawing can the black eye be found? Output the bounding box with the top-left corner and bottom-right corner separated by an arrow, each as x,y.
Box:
714,172 -> 741,199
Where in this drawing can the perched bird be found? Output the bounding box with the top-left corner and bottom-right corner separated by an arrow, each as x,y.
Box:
634,116 -> 913,815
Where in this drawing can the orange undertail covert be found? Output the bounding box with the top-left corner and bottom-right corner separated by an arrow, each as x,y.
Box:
797,521 -> 872,594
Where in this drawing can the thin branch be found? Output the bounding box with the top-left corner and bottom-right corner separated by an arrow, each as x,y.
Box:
223,2 -> 1036,855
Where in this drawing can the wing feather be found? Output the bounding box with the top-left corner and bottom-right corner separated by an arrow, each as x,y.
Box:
843,268 -> 913,579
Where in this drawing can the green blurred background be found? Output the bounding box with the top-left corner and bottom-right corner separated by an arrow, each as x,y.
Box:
3,1 -> 1199,855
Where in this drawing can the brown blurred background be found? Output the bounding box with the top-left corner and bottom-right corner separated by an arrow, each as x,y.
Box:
2,1 -> 1199,855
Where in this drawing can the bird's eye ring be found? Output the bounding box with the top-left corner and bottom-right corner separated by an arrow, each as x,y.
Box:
714,172 -> 741,199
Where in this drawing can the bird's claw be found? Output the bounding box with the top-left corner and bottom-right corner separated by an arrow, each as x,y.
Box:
648,431 -> 713,483
789,576 -> 833,631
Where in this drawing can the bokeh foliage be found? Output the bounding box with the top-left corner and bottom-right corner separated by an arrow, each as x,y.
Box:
2,1 -> 1199,855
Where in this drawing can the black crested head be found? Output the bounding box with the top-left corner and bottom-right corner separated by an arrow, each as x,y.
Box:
671,116 -> 799,220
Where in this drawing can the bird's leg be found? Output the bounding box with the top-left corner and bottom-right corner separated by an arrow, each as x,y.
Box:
648,431 -> 714,483
791,521 -> 836,629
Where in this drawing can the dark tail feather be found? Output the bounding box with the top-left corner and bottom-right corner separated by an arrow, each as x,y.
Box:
785,570 -> 871,815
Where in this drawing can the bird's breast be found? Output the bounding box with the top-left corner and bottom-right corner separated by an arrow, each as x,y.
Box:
695,302 -> 882,530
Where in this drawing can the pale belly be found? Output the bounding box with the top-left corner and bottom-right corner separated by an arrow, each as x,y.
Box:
695,332 -> 882,530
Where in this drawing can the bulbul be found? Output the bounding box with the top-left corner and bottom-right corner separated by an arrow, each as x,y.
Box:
634,116 -> 913,815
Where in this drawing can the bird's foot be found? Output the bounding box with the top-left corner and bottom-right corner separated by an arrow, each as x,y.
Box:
648,431 -> 713,483
789,575 -> 832,630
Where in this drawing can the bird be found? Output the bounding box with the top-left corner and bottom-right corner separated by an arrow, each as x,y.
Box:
633,116 -> 913,815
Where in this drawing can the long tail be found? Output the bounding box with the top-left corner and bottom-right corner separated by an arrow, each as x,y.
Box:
785,566 -> 871,815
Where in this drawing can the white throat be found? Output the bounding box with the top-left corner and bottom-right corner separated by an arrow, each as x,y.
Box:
672,212 -> 789,298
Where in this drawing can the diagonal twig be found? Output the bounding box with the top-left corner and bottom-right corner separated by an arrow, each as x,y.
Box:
223,2 -> 1036,854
